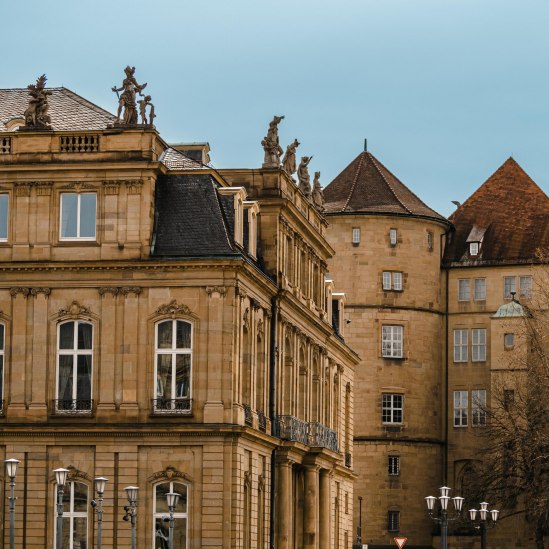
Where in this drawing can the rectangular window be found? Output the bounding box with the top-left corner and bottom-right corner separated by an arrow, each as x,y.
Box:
393,272 -> 403,291
458,279 -> 470,301
472,328 -> 486,362
382,394 -> 403,424
388,456 -> 400,476
0,324 -> 4,410
453,390 -> 468,427
389,228 -> 398,246
60,193 -> 97,239
472,389 -> 487,426
453,329 -> 468,362
382,271 -> 403,291
504,333 -> 515,349
388,511 -> 400,532
382,271 -> 392,290
519,276 -> 532,298
427,231 -> 434,251
352,227 -> 360,244
474,278 -> 486,300
504,276 -> 516,299
469,242 -> 479,256
0,195 -> 8,240
382,325 -> 403,358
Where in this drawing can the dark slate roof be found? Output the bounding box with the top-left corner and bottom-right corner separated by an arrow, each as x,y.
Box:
159,147 -> 205,170
0,88 -> 116,131
444,158 -> 549,265
323,151 -> 447,222
152,173 -> 238,257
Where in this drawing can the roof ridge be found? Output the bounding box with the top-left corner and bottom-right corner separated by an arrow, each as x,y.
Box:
342,152 -> 365,212
368,153 -> 413,214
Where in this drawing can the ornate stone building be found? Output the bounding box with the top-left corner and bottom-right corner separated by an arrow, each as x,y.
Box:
0,82 -> 358,548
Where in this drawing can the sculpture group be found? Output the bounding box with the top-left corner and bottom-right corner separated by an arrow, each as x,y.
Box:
112,66 -> 155,127
23,74 -> 52,129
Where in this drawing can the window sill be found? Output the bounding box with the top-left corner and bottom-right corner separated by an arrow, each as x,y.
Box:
56,241 -> 100,247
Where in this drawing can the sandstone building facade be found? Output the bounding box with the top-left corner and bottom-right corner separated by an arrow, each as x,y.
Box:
0,85 -> 358,549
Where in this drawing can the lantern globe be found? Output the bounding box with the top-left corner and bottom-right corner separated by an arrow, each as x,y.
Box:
4,458 -> 20,479
95,477 -> 108,495
125,486 -> 139,503
166,492 -> 181,509
54,468 -> 69,486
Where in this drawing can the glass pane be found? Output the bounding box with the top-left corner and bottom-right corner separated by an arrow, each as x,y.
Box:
176,321 -> 191,349
175,355 -> 191,398
58,356 -> 74,401
76,356 -> 92,401
0,195 -> 8,239
60,323 -> 75,350
73,516 -> 87,548
77,323 -> 93,350
155,517 -> 170,548
61,194 -> 78,238
174,517 -> 187,549
157,321 -> 173,349
0,323 -> 4,349
73,482 -> 88,512
79,194 -> 96,238
173,483 -> 188,513
155,483 -> 170,513
157,355 -> 172,399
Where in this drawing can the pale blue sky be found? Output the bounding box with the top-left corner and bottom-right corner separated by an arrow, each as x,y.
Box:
3,0 -> 549,216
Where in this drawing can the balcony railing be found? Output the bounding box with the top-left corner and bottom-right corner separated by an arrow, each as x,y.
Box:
345,452 -> 352,468
243,403 -> 253,426
0,399 -> 4,417
274,416 -> 339,452
151,398 -> 192,415
52,399 -> 94,415
257,410 -> 267,432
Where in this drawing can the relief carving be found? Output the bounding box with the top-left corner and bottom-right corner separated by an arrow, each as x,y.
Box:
98,287 -> 119,296
120,286 -> 142,296
58,300 -> 91,317
148,466 -> 191,483
30,287 -> 51,297
206,286 -> 227,297
103,181 -> 121,195
155,299 -> 192,317
10,287 -> 30,297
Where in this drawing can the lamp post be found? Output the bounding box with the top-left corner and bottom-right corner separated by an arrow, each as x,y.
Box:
5,458 -> 19,549
93,477 -> 108,549
54,467 -> 69,549
166,492 -> 180,549
124,486 -> 139,549
353,496 -> 363,549
425,486 -> 464,549
468,502 -> 499,549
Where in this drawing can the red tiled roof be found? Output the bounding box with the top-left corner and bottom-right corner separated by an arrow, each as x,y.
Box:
444,157 -> 549,264
323,151 -> 446,221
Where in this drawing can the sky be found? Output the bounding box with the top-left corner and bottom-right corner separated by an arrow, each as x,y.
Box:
2,0 -> 549,216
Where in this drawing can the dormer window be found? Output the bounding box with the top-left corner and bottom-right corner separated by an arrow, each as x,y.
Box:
243,201 -> 260,259
466,225 -> 486,258
469,242 -> 479,256
218,187 -> 247,248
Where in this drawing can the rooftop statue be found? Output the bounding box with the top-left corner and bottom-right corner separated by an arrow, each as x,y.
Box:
23,74 -> 52,129
282,139 -> 300,178
138,95 -> 155,126
297,156 -> 313,198
112,66 -> 147,125
312,171 -> 325,211
261,115 -> 284,168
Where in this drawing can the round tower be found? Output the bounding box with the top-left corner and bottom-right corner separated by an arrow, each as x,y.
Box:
324,150 -> 451,547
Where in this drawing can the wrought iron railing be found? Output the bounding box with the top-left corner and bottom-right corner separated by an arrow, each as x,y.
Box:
0,399 -> 5,416
274,416 -> 339,452
257,410 -> 267,432
151,398 -> 192,415
308,421 -> 339,452
52,399 -> 94,415
243,404 -> 253,426
345,452 -> 352,468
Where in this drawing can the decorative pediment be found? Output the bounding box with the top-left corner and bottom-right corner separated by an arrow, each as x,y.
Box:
148,466 -> 192,484
155,299 -> 192,318
59,181 -> 97,191
58,300 -> 91,317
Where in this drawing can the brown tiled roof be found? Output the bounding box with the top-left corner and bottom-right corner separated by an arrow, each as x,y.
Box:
444,157 -> 549,264
159,147 -> 205,170
0,87 -> 115,131
323,151 -> 447,221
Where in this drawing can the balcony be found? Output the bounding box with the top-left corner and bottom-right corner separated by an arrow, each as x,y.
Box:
243,403 -> 253,426
274,416 -> 339,452
51,399 -> 94,416
151,398 -> 192,415
345,452 -> 352,468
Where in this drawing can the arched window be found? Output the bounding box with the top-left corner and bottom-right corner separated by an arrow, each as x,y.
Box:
54,481 -> 88,549
57,321 -> 93,412
153,481 -> 189,549
154,320 -> 192,414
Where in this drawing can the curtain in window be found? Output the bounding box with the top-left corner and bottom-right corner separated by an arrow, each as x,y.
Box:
61,194 -> 78,238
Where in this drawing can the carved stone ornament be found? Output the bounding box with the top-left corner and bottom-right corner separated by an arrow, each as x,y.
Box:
30,287 -> 51,297
10,287 -> 30,297
261,115 -> 284,168
243,470 -> 251,487
58,300 -> 91,317
257,318 -> 264,339
99,287 -> 119,296
66,466 -> 92,483
138,95 -> 155,126
59,181 -> 96,191
120,286 -> 142,296
206,286 -> 227,297
14,183 -> 31,197
103,181 -> 121,195
155,299 -> 192,317
148,466 -> 191,484
112,66 -> 148,126
282,138 -> 300,177
312,171 -> 325,212
22,74 -> 52,130
297,156 -> 313,199
125,180 -> 143,195
243,307 -> 250,331
34,181 -> 53,196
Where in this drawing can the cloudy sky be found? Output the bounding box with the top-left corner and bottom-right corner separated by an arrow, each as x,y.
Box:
3,0 -> 548,216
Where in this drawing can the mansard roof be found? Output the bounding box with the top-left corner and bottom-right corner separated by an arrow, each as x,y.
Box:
323,151 -> 447,222
444,158 -> 549,265
0,87 -> 115,131
159,147 -> 205,170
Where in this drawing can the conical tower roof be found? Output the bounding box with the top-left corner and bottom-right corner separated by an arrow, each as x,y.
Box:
323,151 -> 447,222
444,157 -> 549,264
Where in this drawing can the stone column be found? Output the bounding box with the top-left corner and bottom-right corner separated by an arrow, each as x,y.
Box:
277,460 -> 293,549
304,465 -> 320,549
319,470 -> 331,549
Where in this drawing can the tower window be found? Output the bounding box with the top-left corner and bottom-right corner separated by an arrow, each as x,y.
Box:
389,228 -> 398,246
352,227 -> 360,244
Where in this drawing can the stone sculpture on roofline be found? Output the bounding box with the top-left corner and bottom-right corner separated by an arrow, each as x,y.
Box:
282,138 -> 300,179
297,156 -> 313,199
312,171 -> 325,211
22,74 -> 52,130
261,115 -> 284,168
111,66 -> 154,127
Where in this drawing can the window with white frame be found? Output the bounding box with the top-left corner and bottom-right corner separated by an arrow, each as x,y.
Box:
382,325 -> 403,358
54,481 -> 88,549
453,391 -> 468,427
155,320 -> 192,412
382,271 -> 403,291
153,481 -> 188,548
458,279 -> 470,301
388,455 -> 400,476
472,389 -> 487,426
453,329 -> 468,362
0,194 -> 8,240
0,324 -> 4,411
474,278 -> 486,301
504,333 -> 515,349
60,193 -> 97,240
382,394 -> 403,424
57,321 -> 93,412
389,228 -> 398,246
472,328 -> 486,362
352,227 -> 360,244
469,242 -> 479,256
387,510 -> 400,532
504,276 -> 516,299
519,276 -> 532,298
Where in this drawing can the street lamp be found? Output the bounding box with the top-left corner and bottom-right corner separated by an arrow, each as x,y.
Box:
124,486 -> 139,549
468,501 -> 499,549
5,458 -> 19,549
353,496 -> 363,549
54,468 -> 69,549
425,486 -> 464,549
92,477 -> 108,549
166,492 -> 180,549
